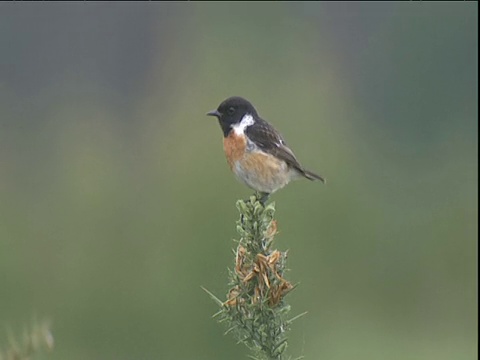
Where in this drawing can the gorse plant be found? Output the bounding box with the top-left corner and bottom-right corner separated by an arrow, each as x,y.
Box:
203,194 -> 305,360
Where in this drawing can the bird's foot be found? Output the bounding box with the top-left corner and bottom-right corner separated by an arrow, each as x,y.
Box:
255,192 -> 270,207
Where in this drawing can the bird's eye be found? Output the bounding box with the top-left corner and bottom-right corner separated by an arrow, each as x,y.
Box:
227,107 -> 235,115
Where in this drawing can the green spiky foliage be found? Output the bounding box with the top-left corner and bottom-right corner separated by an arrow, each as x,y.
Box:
203,194 -> 306,360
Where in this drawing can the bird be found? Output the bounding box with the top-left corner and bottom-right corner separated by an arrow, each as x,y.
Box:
207,96 -> 325,204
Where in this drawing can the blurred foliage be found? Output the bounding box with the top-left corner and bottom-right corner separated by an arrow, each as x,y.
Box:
0,320 -> 53,360
0,2 -> 477,360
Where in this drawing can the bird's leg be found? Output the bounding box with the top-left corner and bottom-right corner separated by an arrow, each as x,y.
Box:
257,192 -> 270,206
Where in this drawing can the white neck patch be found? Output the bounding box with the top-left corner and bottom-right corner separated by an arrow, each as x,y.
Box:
232,114 -> 255,135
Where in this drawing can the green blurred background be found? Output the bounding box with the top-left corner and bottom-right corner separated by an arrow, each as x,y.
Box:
0,2 -> 477,360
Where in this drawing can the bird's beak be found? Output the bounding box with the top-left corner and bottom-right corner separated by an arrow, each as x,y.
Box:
206,109 -> 221,118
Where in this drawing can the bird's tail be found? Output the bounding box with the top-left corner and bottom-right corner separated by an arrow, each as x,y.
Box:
302,169 -> 326,184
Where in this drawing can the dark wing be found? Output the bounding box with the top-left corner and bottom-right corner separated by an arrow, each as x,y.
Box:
247,118 -> 326,183
246,118 -> 304,172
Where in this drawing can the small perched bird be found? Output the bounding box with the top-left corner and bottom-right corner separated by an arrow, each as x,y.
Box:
207,96 -> 325,203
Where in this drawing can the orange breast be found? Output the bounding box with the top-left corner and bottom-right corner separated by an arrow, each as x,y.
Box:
223,132 -> 247,169
223,132 -> 292,193
240,151 -> 285,181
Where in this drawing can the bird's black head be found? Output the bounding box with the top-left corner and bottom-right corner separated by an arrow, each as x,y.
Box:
207,96 -> 258,137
